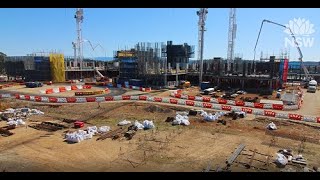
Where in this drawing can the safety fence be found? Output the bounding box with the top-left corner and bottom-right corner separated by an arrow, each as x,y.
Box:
116,84 -> 151,92
39,85 -> 93,94
169,92 -> 300,111
0,93 -> 319,124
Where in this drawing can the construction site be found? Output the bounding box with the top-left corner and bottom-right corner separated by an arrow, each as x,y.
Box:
0,8 -> 320,172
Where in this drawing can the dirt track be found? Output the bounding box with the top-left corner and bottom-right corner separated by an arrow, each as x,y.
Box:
292,89 -> 320,116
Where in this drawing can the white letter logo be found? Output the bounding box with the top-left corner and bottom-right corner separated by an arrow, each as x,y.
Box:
284,18 -> 315,48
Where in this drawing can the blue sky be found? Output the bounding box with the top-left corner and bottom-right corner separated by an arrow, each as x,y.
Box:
0,8 -> 319,61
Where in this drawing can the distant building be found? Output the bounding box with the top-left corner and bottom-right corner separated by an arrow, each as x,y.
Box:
115,49 -> 138,83
162,41 -> 194,69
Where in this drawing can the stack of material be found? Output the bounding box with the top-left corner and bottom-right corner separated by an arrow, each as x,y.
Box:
199,110 -> 226,121
276,149 -> 307,167
65,126 -> 110,143
1,108 -> 44,121
118,120 -> 131,126
132,120 -> 155,130
143,120 -> 155,129
176,111 -> 189,116
7,119 -> 25,126
172,114 -> 190,126
98,126 -> 111,133
65,130 -> 93,143
134,121 -> 145,130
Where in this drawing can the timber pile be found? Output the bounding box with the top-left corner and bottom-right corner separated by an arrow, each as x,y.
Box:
29,122 -> 67,132
97,125 -> 139,141
97,127 -> 127,141
0,128 -> 14,137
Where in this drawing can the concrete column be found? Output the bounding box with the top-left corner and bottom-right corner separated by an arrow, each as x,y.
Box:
185,63 -> 188,73
176,63 -> 179,86
241,79 -> 244,89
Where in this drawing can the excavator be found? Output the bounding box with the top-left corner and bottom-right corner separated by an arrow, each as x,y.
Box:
254,19 -> 317,90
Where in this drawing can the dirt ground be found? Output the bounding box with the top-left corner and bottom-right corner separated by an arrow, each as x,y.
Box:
291,88 -> 320,116
0,99 -> 320,172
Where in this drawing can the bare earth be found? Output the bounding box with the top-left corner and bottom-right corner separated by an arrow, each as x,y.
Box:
0,99 -> 320,172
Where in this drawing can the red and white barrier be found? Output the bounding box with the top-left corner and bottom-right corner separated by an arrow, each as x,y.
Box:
40,85 -> 93,94
226,100 -> 236,106
1,93 -> 319,124
169,93 -> 300,111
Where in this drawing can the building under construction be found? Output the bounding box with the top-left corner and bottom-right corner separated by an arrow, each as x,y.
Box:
4,53 -> 119,82
187,56 -> 288,94
115,41 -> 194,87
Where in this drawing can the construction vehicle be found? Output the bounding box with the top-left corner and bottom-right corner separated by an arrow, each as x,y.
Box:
25,81 -> 43,88
254,19 -> 317,91
307,80 -> 317,93
178,80 -> 191,89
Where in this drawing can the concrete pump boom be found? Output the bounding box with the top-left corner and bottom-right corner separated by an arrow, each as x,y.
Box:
254,19 -> 311,81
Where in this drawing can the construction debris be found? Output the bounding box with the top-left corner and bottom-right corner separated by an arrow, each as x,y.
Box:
7,119 -> 25,126
0,127 -> 14,137
217,119 -> 227,125
225,111 -> 246,120
29,122 -> 66,132
97,127 -> 127,141
142,120 -> 155,129
65,130 -> 93,143
98,126 -> 111,133
165,117 -> 174,122
62,119 -> 77,123
199,110 -> 226,122
134,121 -> 144,130
176,111 -> 189,116
118,120 -> 132,126
292,154 -> 307,165
275,149 -> 307,168
0,108 -> 44,129
1,108 -> 44,117
189,109 -> 198,116
124,130 -> 136,140
275,153 -> 288,167
267,122 -> 277,130
172,114 -> 190,126
65,125 -> 110,143
226,143 -> 246,167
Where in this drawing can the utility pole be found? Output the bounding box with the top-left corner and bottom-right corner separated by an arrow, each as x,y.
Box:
227,8 -> 237,73
197,8 -> 208,86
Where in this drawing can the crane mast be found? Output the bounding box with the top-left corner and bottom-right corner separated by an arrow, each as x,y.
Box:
197,8 -> 208,86
227,8 -> 237,72
254,19 -> 311,81
74,8 -> 84,76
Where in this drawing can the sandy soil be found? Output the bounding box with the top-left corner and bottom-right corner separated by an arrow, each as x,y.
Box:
291,89 -> 320,116
0,100 -> 319,172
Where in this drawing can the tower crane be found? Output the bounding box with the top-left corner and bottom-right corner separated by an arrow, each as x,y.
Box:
254,19 -> 313,83
73,8 -> 84,78
227,8 -> 237,72
197,8 -> 208,86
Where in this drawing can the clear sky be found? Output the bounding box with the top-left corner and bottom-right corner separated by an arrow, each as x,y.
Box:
0,8 -> 319,61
